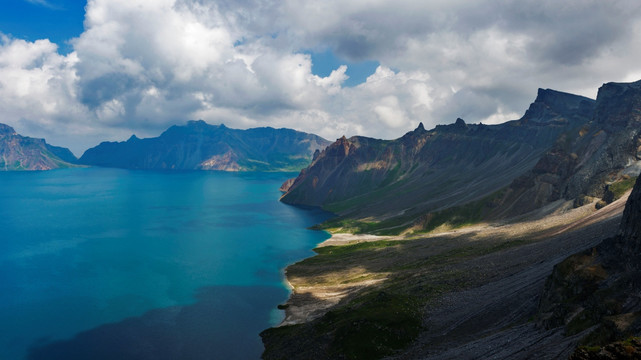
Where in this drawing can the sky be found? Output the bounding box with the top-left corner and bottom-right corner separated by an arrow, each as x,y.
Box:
2,0 -> 641,155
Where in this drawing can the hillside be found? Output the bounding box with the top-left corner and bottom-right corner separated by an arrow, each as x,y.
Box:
79,120 -> 331,172
538,174 -> 641,358
262,176 -> 630,359
281,82 -> 641,235
262,80 -> 641,359
0,123 -> 77,170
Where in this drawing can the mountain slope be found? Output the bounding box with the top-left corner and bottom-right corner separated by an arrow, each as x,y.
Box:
538,175 -> 641,356
0,123 -> 77,170
79,120 -> 331,172
281,88 -> 596,233
492,80 -> 641,219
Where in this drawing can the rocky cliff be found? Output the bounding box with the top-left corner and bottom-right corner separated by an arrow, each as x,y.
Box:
495,80 -> 641,218
281,88 -> 596,233
0,123 -> 77,170
538,175 -> 641,356
79,120 -> 331,172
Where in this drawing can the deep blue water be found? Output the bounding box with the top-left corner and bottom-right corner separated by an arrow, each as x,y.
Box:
0,168 -> 332,360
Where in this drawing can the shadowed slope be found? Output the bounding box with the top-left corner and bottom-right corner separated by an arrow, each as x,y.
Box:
282,89 -> 595,233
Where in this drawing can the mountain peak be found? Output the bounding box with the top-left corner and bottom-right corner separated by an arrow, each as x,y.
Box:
127,134 -> 139,142
416,122 -> 425,132
0,123 -> 16,136
522,88 -> 595,123
187,120 -> 208,127
594,79 -> 641,129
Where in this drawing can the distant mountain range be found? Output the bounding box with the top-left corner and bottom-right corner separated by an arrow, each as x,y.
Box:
0,124 -> 77,170
78,120 -> 331,172
0,121 -> 331,172
281,81 -> 641,234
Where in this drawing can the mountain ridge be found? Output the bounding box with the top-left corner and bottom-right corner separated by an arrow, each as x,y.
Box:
262,80 -> 641,360
79,120 -> 331,172
280,87 -> 600,234
0,123 -> 78,170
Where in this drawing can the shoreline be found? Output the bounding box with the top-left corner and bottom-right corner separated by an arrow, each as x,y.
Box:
277,232 -> 397,326
272,193 -> 633,328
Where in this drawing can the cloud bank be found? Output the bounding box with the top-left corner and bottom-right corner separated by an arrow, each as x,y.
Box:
2,0 -> 641,154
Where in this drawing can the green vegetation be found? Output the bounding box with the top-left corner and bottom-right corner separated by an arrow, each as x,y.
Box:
313,216 -> 413,235
316,292 -> 422,359
322,175 -> 409,215
379,161 -> 401,187
318,188 -> 508,236
261,291 -> 421,360
314,240 -> 404,257
609,176 -> 637,200
263,233 -> 538,359
418,189 -> 505,233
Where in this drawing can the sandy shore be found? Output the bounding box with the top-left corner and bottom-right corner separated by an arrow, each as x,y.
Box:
316,232 -> 397,247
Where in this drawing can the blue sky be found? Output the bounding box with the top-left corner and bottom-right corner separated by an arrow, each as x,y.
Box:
0,0 -> 85,53
309,50 -> 379,87
1,0 -> 641,155
1,0 -> 379,85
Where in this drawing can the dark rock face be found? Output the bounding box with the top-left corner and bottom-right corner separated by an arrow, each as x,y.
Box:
0,123 -> 77,170
538,176 -> 641,352
281,88 -> 596,225
523,88 -> 595,123
79,120 -> 331,172
615,167 -> 641,256
499,81 -> 641,217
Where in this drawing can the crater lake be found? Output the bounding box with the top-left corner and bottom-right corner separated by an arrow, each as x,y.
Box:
0,168 -> 331,359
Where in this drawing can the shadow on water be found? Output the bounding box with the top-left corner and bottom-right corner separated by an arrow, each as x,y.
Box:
26,285 -> 288,360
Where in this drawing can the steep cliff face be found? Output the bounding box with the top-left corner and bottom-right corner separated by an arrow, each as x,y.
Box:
496,80 -> 641,218
281,89 -> 595,232
538,176 -> 641,351
0,123 -> 77,170
79,120 -> 331,171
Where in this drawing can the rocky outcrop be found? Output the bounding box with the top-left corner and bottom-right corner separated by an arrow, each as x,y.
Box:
498,80 -> 641,217
281,88 -> 595,232
570,337 -> 641,359
79,120 -> 331,172
279,178 -> 296,193
538,175 -> 641,352
0,123 -> 77,170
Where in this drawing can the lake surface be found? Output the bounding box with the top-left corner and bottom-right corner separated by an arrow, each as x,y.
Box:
0,168 -> 331,359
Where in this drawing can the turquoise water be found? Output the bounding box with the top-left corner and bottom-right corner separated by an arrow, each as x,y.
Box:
0,168 -> 331,359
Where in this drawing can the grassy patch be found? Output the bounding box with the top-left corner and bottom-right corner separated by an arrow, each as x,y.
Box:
261,292 -> 423,360
320,188 -> 508,236
609,176 -> 637,200
315,216 -> 413,235
316,291 -> 422,359
417,189 -> 506,233
314,240 -> 404,257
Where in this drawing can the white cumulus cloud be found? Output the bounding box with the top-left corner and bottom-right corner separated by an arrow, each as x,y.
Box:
2,0 -> 641,154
